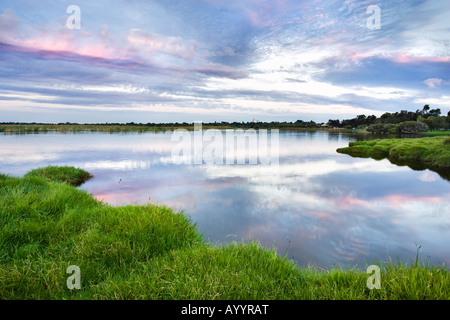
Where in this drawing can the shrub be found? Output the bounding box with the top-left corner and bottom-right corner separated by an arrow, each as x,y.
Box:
397,121 -> 428,134
367,124 -> 387,134
366,123 -> 398,134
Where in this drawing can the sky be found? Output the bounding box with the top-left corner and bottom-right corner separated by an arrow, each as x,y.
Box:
0,0 -> 449,124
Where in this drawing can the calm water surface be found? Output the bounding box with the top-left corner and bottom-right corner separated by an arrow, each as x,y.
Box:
1,131 -> 449,269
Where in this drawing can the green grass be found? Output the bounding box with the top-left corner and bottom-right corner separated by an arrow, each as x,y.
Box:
421,130 -> 450,137
24,166 -> 93,186
337,136 -> 450,179
1,166 -> 449,300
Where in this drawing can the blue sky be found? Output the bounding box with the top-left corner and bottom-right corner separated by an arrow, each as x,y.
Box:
0,0 -> 449,123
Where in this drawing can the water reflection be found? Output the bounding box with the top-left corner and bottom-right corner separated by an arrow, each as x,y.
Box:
0,131 -> 449,269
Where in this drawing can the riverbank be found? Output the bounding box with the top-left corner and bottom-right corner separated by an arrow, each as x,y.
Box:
337,136 -> 450,180
0,166 -> 449,299
421,130 -> 450,136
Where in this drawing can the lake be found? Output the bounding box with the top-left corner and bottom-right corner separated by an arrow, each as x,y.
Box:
1,130 -> 449,269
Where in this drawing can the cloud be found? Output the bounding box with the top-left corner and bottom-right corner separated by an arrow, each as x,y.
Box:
0,8 -> 20,32
193,63 -> 248,80
423,78 -> 444,89
414,96 -> 450,108
285,78 -> 307,83
0,1 -> 449,123
127,28 -> 198,61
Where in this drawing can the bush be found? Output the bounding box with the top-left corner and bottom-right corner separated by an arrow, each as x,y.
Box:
367,124 -> 386,134
397,121 -> 428,134
366,123 -> 398,134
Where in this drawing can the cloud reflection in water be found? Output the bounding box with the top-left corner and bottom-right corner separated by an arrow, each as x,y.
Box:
0,130 -> 449,268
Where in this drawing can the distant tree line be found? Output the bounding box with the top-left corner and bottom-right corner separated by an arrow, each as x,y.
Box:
0,120 -> 322,129
1,105 -> 449,134
327,105 -> 450,134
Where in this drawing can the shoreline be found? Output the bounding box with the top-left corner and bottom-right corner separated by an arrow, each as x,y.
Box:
0,123 -> 355,134
1,123 -> 448,138
337,136 -> 450,180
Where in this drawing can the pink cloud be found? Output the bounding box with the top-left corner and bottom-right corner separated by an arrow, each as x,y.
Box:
0,9 -> 133,63
338,194 -> 441,211
0,8 -> 245,80
1,21 -> 125,62
341,196 -> 369,207
389,54 -> 450,64
385,195 -> 441,207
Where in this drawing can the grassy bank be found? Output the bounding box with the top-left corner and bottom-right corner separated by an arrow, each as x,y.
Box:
421,130 -> 450,136
337,136 -> 450,180
1,166 -> 449,300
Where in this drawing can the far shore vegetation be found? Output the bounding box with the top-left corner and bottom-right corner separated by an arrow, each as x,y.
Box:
1,166 -> 449,300
337,136 -> 450,180
327,105 -> 450,180
1,104 -> 449,136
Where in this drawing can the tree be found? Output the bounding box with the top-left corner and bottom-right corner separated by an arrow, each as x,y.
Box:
367,115 -> 377,124
327,119 -> 341,127
420,116 -> 435,130
429,108 -> 441,117
432,116 -> 449,130
357,114 -> 366,123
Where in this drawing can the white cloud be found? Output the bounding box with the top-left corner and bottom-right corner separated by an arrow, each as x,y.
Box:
1,1 -> 450,123
414,96 -> 450,108
50,84 -> 152,94
423,78 -> 444,89
127,28 -> 198,61
83,160 -> 151,170
418,171 -> 439,183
